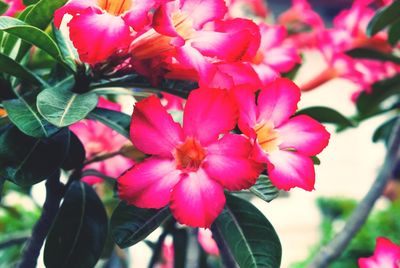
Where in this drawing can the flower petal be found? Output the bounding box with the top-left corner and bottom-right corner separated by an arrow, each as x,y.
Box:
277,115 -> 330,156
233,87 -> 258,138
204,134 -> 263,191
359,237 -> 400,268
122,0 -> 156,31
170,168 -> 225,227
117,157 -> 181,208
180,0 -> 227,30
257,78 -> 301,127
67,10 -> 131,64
183,88 -> 237,145
266,150 -> 315,191
54,0 -> 98,28
131,95 -> 184,157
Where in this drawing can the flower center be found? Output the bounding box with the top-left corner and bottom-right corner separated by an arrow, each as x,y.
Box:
254,122 -> 280,153
173,137 -> 206,171
97,0 -> 132,16
252,51 -> 264,65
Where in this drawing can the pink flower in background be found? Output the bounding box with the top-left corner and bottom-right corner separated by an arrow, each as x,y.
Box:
118,88 -> 263,227
225,0 -> 269,20
3,0 -> 25,17
54,0 -> 162,64
198,228 -> 219,256
70,98 -> 133,185
358,237 -> 400,268
235,78 -> 330,191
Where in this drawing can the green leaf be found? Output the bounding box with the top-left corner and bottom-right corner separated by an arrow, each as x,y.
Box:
346,48 -> 400,64
296,106 -> 354,130
0,1 -> 9,16
51,23 -> 77,72
213,194 -> 282,268
372,116 -> 398,145
250,175 -> 279,203
0,17 -> 66,64
367,1 -> 400,36
388,20 -> 400,46
15,0 -> 69,61
87,108 -> 130,139
37,78 -> 98,127
23,0 -> 40,5
44,181 -> 108,268
356,75 -> 400,118
3,93 -> 58,138
61,131 -> 85,170
0,127 -> 69,186
0,52 -> 45,86
110,202 -> 171,248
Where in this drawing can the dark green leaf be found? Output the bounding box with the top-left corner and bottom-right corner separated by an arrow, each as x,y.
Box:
388,20 -> 400,46
250,175 -> 279,203
0,127 -> 69,186
173,229 -> 188,268
110,202 -> 171,248
0,17 -> 66,65
356,75 -> 400,118
23,0 -> 40,6
0,1 -> 8,15
296,106 -> 354,129
367,1 -> 400,36
213,194 -> 282,268
346,48 -> 400,64
37,78 -> 98,127
3,93 -> 58,138
87,108 -> 130,139
372,116 -> 398,146
61,131 -> 85,170
44,181 -> 108,268
0,52 -> 45,86
51,23 -> 77,72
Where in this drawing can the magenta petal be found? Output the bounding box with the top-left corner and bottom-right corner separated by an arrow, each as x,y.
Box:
204,134 -> 263,191
277,115 -> 330,156
54,0 -> 98,28
152,2 -> 180,37
170,169 -> 225,227
131,95 -> 184,157
267,150 -> 315,191
180,0 -> 227,30
233,87 -> 258,138
359,237 -> 400,268
183,88 -> 237,145
117,157 -> 181,208
257,78 -> 301,127
67,11 -> 131,64
122,0 -> 156,31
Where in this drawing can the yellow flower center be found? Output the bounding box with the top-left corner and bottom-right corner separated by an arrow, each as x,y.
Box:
97,0 -> 132,16
173,137 -> 206,171
254,122 -> 280,153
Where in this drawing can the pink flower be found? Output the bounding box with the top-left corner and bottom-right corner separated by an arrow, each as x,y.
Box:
198,228 -> 219,256
3,0 -> 25,17
225,0 -> 269,20
234,78 -> 330,191
358,237 -> 400,268
118,88 -> 263,227
54,0 -> 161,64
70,98 -> 133,185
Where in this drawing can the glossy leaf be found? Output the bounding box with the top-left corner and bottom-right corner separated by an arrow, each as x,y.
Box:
37,78 -> 98,127
367,1 -> 400,36
87,108 -> 130,139
44,181 -> 108,268
3,93 -> 58,138
296,106 -> 354,129
0,52 -> 45,86
372,116 -> 398,146
0,127 -> 69,186
388,20 -> 400,46
61,131 -> 85,170
213,194 -> 282,268
110,202 -> 171,248
346,48 -> 400,64
51,23 -> 77,71
250,175 -> 279,203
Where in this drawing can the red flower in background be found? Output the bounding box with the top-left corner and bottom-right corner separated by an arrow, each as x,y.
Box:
358,237 -> 400,268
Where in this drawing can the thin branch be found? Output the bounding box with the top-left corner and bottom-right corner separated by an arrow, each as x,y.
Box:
17,173 -> 65,268
308,116 -> 400,268
84,150 -> 122,166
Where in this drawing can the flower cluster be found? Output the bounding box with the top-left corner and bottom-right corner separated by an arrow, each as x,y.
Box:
118,78 -> 330,227
55,0 -> 301,88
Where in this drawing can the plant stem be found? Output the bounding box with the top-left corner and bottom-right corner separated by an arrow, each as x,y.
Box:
17,173 -> 65,268
308,116 -> 400,268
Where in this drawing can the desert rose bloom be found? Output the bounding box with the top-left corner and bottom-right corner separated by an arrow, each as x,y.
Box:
70,98 -> 134,185
118,88 -> 263,227
2,0 -> 25,17
358,237 -> 400,268
54,0 -> 162,64
235,78 -> 330,191
198,228 -> 219,256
